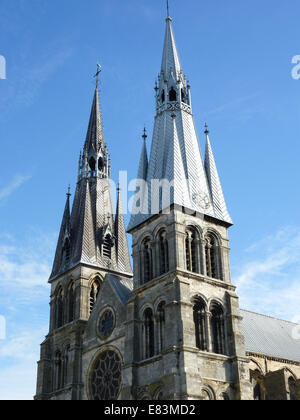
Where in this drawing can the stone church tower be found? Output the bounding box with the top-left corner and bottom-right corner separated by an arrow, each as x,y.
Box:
36,13 -> 253,400
123,15 -> 252,401
35,82 -> 133,400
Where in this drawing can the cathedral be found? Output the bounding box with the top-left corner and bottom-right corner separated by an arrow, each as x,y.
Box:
35,13 -> 300,401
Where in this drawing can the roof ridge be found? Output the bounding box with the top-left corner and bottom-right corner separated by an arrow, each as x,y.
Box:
241,308 -> 300,326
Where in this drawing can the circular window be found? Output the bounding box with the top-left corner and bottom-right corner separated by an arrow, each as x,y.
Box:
98,309 -> 115,339
90,350 -> 122,400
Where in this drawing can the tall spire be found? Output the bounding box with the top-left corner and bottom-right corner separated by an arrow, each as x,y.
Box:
129,16 -> 232,231
204,125 -> 233,224
115,186 -> 132,274
50,188 -> 72,278
161,13 -> 182,79
50,79 -> 133,281
138,127 -> 149,181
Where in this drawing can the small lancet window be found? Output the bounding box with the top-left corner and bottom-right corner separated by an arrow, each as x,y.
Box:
157,301 -> 166,353
55,351 -> 62,391
142,238 -> 153,284
210,302 -> 226,355
159,230 -> 169,275
193,297 -> 207,351
98,157 -> 104,171
67,282 -> 75,323
89,157 -> 96,171
205,234 -> 220,280
90,277 -> 101,314
181,88 -> 186,103
169,87 -> 177,102
62,238 -> 71,265
56,287 -> 64,329
103,234 -> 112,259
143,308 -> 155,359
185,227 -> 200,273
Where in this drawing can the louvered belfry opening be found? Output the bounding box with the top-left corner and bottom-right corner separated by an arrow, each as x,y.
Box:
159,230 -> 169,275
193,298 -> 207,351
210,302 -> 226,355
144,308 -> 155,359
185,227 -> 200,274
157,301 -> 166,353
142,237 -> 153,284
103,234 -> 112,259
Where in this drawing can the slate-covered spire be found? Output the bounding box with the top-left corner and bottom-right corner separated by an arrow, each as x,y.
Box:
50,188 -> 72,279
204,125 -> 233,224
128,16 -> 218,231
137,128 -> 149,181
161,16 -> 182,79
115,186 -> 132,274
79,85 -> 110,181
50,80 -> 132,281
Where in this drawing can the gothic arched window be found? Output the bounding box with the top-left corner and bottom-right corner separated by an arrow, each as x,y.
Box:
143,308 -> 155,360
158,230 -> 169,275
193,297 -> 207,351
54,351 -> 62,391
67,282 -> 75,323
90,277 -> 101,314
289,376 -> 297,401
142,237 -> 153,284
169,87 -> 177,102
210,302 -> 226,355
181,88 -> 186,103
103,234 -> 112,259
205,234 -> 221,280
62,346 -> 70,388
89,157 -> 96,172
157,301 -> 166,353
62,238 -> 71,266
56,287 -> 64,329
98,157 -> 104,171
185,227 -> 200,273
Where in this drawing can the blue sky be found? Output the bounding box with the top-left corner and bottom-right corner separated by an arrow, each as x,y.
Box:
0,0 -> 300,400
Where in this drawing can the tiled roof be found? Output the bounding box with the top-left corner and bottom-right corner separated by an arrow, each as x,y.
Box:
241,309 -> 300,363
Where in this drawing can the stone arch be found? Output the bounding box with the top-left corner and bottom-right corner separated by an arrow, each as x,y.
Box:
157,228 -> 169,276
142,307 -> 155,360
141,236 -> 153,284
249,358 -> 264,375
185,225 -> 202,274
200,385 -> 215,400
193,296 -> 208,351
209,300 -> 226,355
66,280 -> 75,323
204,230 -> 223,280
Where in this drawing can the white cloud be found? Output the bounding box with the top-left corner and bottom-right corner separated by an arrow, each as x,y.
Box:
233,226 -> 300,322
0,174 -> 31,202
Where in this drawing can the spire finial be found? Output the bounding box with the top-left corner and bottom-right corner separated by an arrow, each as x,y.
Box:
167,0 -> 170,17
67,185 -> 71,198
94,63 -> 101,88
142,126 -> 147,141
204,122 -> 209,135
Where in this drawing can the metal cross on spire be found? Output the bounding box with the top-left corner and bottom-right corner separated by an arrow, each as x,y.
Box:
94,63 -> 102,88
167,0 -> 170,17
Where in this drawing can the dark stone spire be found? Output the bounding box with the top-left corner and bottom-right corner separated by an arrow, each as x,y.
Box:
49,82 -> 132,281
50,188 -> 72,279
115,186 -> 132,274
